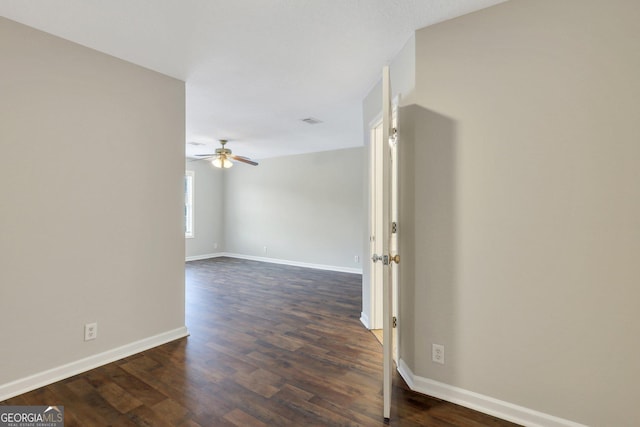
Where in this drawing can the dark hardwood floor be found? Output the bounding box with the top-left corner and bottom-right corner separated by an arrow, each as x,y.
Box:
2,257 -> 520,426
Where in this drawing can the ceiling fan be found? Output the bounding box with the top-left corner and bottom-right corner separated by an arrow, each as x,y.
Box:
194,140 -> 258,168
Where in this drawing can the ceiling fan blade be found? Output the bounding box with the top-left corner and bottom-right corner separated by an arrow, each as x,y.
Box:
195,154 -> 216,157
230,155 -> 258,166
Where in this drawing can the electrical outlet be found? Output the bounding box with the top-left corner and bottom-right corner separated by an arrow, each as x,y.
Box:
214,242 -> 218,249
432,344 -> 444,364
354,255 -> 360,263
263,246 -> 268,254
84,322 -> 98,341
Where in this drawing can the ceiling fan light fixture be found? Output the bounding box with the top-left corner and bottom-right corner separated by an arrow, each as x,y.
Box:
212,156 -> 233,168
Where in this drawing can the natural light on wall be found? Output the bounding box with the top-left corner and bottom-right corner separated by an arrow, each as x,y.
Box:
185,171 -> 194,238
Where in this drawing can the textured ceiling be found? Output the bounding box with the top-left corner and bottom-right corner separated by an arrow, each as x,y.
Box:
0,0 -> 507,159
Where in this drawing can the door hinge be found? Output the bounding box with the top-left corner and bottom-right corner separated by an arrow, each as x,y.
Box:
390,128 -> 398,146
393,316 -> 397,328
391,222 -> 397,234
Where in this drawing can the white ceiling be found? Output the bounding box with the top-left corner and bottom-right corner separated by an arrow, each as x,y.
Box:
0,0 -> 506,160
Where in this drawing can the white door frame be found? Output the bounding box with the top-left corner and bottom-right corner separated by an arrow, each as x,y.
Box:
389,100 -> 399,365
369,117 -> 385,330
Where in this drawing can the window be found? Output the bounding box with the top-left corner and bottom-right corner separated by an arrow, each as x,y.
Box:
185,171 -> 194,238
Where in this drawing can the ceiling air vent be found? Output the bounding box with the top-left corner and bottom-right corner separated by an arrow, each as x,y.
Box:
301,117 -> 323,125
187,141 -> 206,146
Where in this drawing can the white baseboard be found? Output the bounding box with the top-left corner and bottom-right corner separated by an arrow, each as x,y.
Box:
397,359 -> 586,427
221,252 -> 363,274
0,326 -> 189,402
360,312 -> 370,329
185,253 -> 223,262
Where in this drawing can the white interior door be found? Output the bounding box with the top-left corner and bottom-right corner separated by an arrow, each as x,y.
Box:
369,66 -> 399,421
381,65 -> 394,421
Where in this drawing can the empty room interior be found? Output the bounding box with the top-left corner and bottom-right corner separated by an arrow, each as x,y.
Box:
1,1 -> 639,426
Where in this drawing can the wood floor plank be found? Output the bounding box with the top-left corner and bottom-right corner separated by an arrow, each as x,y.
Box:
98,363 -> 169,407
223,408 -> 268,427
1,257 -> 521,426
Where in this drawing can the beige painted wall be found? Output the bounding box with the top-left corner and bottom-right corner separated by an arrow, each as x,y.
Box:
224,147 -> 364,270
0,18 -> 185,386
398,1 -> 640,425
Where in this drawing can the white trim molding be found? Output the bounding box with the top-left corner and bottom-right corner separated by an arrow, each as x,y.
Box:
221,252 -> 363,275
397,359 -> 586,427
185,253 -> 224,262
360,312 -> 371,329
0,327 -> 189,402
185,253 -> 362,274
